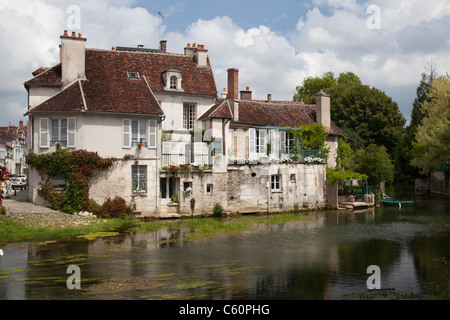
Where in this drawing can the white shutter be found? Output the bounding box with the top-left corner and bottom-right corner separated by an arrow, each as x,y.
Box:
280,130 -> 287,158
67,118 -> 76,148
269,129 -> 276,158
122,119 -> 131,148
39,118 -> 49,148
248,128 -> 256,160
148,119 -> 157,149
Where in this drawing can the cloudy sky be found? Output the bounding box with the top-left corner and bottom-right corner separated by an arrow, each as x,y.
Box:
0,0 -> 449,126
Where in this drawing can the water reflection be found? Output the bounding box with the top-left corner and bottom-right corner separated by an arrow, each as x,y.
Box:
1,192 -> 450,300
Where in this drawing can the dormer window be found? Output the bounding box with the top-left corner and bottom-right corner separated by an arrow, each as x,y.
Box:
162,68 -> 183,92
127,71 -> 140,80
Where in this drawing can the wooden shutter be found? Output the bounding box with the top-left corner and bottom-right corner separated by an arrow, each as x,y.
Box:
148,119 -> 157,148
39,118 -> 49,148
122,119 -> 131,148
248,128 -> 256,160
280,130 -> 287,158
67,118 -> 76,148
269,129 -> 276,158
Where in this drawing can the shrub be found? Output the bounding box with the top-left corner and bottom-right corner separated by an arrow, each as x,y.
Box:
95,196 -> 135,218
213,202 -> 224,216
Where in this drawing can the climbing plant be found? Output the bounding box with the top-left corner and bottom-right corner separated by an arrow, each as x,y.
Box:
0,166 -> 11,215
26,148 -> 117,215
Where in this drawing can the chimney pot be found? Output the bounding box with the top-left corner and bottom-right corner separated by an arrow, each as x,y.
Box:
63,30 -> 68,36
187,43 -> 191,47
71,31 -> 76,37
267,94 -> 272,102
78,33 -> 82,38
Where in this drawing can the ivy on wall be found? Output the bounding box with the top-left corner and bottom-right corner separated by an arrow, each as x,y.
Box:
26,148 -> 121,215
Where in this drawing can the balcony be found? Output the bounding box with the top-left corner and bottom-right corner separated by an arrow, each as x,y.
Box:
227,149 -> 327,165
162,141 -> 211,167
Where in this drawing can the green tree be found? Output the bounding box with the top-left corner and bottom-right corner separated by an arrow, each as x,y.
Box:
411,75 -> 450,175
395,66 -> 437,181
293,71 -> 361,104
353,144 -> 394,186
293,71 -> 336,104
327,84 -> 406,156
335,137 -> 354,171
293,71 -> 405,157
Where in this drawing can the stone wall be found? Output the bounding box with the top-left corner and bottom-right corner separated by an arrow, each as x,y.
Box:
415,171 -> 450,196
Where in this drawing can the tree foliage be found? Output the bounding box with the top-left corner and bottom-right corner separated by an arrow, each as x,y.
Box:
411,75 -> 450,175
394,66 -> 437,181
335,137 -> 354,171
353,144 -> 394,185
327,84 -> 405,156
293,71 -> 405,157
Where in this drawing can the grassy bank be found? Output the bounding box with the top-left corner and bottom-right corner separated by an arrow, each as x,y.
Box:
0,212 -> 318,244
134,213 -> 319,241
0,217 -> 137,244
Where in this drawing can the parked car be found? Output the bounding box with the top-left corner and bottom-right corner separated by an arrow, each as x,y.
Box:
11,177 -> 26,190
18,175 -> 28,188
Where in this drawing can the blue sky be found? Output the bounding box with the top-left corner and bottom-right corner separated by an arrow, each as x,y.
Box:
0,0 -> 449,127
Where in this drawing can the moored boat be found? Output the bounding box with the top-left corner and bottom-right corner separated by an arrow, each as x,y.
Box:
381,199 -> 414,207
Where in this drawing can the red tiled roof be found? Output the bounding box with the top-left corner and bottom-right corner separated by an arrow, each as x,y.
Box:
26,48 -> 217,116
25,64 -> 62,86
30,81 -> 85,112
198,98 -> 233,120
201,98 -> 345,136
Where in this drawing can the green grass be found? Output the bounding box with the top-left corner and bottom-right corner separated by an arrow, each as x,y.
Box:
0,217 -> 137,244
134,213 -> 318,241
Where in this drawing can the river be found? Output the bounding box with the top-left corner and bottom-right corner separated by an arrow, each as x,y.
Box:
1,187 -> 449,300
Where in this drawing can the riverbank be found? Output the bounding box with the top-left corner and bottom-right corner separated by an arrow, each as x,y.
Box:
0,190 -> 137,244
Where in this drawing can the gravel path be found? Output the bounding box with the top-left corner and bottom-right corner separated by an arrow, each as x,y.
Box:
1,189 -> 104,229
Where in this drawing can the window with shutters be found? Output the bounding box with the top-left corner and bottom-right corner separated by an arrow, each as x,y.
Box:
39,117 -> 76,149
123,119 -> 158,149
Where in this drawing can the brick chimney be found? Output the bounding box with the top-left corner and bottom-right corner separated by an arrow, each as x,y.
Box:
160,40 -> 167,53
316,89 -> 331,131
226,68 -> 239,100
240,87 -> 252,100
60,30 -> 86,87
227,68 -> 239,122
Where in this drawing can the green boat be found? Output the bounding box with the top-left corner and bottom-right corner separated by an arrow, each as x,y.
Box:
381,199 -> 414,207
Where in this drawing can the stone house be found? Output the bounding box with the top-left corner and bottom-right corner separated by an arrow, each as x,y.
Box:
0,121 -> 28,175
24,30 -> 343,217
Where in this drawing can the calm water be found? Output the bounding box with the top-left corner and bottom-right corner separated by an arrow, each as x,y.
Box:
1,188 -> 450,300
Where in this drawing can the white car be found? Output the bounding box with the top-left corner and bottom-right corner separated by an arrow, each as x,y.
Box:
11,177 -> 26,190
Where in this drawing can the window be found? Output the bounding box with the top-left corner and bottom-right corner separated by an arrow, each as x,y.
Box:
271,175 -> 281,191
131,120 -> 147,147
206,184 -> 213,193
290,174 -> 296,183
123,119 -> 157,149
132,165 -> 147,192
51,119 -> 67,147
170,76 -> 178,89
255,130 -> 266,154
40,117 -> 76,149
183,103 -> 196,130
127,72 -> 140,79
280,130 -> 299,157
